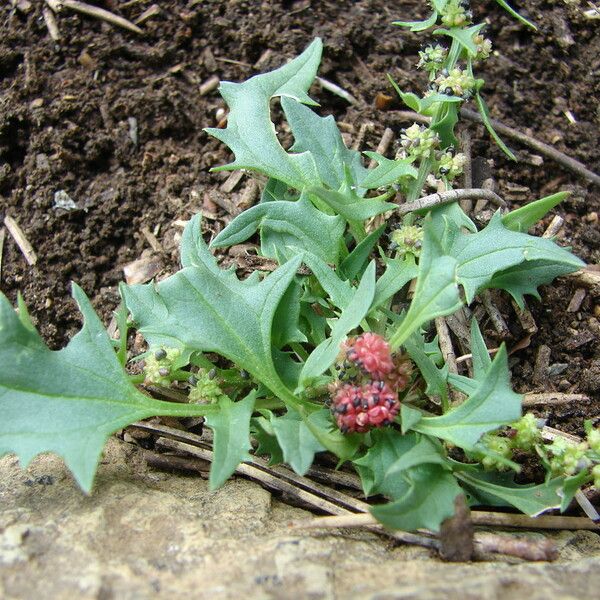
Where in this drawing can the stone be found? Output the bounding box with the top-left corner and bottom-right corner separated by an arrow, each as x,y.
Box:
1,438 -> 600,599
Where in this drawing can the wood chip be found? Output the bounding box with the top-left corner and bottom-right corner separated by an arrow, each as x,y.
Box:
567,288 -> 586,312
532,344 -> 551,385
3,216 -> 37,266
511,299 -> 538,334
206,188 -> 240,216
140,226 -> 163,253
564,266 -> 600,291
542,215 -> 564,239
253,49 -> 273,69
523,392 -> 590,407
564,330 -> 595,350
134,3 -> 160,25
220,170 -> 244,193
199,75 -> 220,96
12,0 -> 33,13
123,256 -> 161,284
238,179 -> 259,211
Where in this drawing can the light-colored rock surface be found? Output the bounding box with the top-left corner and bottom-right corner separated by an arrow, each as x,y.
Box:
1,438 -> 600,599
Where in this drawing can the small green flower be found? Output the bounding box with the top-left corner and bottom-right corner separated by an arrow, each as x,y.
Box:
144,347 -> 182,386
437,151 -> 467,180
473,34 -> 492,60
510,413 -> 542,452
548,437 -> 590,476
400,123 -> 440,160
587,427 -> 600,453
435,67 -> 476,99
390,225 -> 424,257
474,433 -> 513,471
440,0 -> 472,28
417,44 -> 448,78
189,370 -> 227,404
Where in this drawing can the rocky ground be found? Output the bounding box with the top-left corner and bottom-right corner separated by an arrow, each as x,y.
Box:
2,439 -> 600,599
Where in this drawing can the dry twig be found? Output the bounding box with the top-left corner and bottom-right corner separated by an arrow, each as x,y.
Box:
3,216 -> 37,266
293,510 -> 599,532
128,422 -> 591,561
460,107 -> 600,188
368,128 -> 394,168
46,0 -> 143,34
481,290 -> 511,338
523,392 -> 591,408
134,3 -> 160,25
435,317 -> 459,376
397,188 -> 505,216
42,6 -> 61,40
316,77 -> 358,105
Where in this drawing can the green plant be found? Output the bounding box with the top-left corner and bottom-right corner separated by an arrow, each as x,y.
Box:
1,6 -> 596,532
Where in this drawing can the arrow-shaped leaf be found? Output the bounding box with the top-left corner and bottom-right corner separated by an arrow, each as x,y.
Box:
270,408 -> 325,475
211,192 -> 344,265
122,215 -> 303,409
205,39 -> 323,190
370,464 -> 463,532
405,344 -> 522,450
283,96 -> 368,192
0,285 -> 215,493
456,470 -> 563,516
205,393 -> 256,490
451,211 -> 584,303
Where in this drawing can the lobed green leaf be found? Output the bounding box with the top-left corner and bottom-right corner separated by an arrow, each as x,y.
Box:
0,285 -> 215,493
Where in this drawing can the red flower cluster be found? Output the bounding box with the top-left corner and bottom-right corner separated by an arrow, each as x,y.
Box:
331,333 -> 410,434
344,332 -> 394,380
331,380 -> 399,434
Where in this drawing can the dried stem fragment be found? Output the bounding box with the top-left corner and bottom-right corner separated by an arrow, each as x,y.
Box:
3,216 -> 37,266
397,188 -> 505,216
46,0 -> 143,34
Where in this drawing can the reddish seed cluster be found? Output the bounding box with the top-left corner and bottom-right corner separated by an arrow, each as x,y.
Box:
331,333 -> 410,434
345,332 -> 394,380
332,380 -> 399,434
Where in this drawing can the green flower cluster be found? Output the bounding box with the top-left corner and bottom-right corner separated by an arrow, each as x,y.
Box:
440,0 -> 472,28
144,347 -> 182,386
189,369 -> 227,404
545,423 -> 600,479
473,33 -> 492,61
399,123 -> 440,160
389,225 -> 424,258
475,414 -> 600,486
547,437 -> 590,477
436,150 -> 467,180
417,44 -> 448,78
473,413 -> 543,471
434,67 -> 476,99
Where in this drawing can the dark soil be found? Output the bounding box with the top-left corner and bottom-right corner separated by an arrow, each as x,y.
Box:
1,1 -> 599,431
